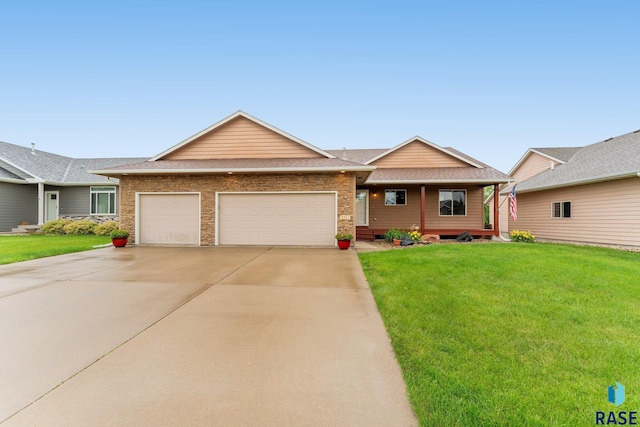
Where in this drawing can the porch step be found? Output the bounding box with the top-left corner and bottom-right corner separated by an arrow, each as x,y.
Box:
356,226 -> 375,241
10,225 -> 41,234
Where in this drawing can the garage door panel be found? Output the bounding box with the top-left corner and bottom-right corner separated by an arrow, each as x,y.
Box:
139,194 -> 200,245
219,193 -> 335,246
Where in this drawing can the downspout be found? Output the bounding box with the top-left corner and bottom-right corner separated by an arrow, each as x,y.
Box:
37,181 -> 44,225
493,184 -> 500,237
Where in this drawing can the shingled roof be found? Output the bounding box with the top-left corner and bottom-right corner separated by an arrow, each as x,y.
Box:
532,147 -> 582,163
0,141 -> 147,184
516,129 -> 640,193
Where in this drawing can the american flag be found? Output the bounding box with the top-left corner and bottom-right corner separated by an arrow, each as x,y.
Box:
508,185 -> 517,221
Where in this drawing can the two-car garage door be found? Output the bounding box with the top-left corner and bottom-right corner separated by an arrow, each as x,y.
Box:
138,192 -> 336,246
218,193 -> 336,246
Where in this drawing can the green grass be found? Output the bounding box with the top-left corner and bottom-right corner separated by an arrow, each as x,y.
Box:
359,243 -> 640,426
0,235 -> 112,264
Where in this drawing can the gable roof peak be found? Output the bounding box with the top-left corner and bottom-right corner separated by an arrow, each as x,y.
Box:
149,110 -> 335,161
364,135 -> 484,168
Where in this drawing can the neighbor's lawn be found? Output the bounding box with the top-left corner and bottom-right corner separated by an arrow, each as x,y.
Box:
0,235 -> 111,264
359,243 -> 640,427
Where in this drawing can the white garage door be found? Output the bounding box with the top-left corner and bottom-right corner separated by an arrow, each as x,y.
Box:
218,193 -> 336,246
138,194 -> 200,245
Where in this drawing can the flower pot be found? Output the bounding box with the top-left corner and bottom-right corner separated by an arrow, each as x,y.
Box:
393,239 -> 401,246
337,239 -> 351,250
112,237 -> 128,248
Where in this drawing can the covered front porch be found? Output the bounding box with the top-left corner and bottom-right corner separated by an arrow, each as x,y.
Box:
354,183 -> 502,241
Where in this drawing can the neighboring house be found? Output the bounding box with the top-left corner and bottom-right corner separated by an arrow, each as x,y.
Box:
488,147 -> 581,236
93,111 -> 511,246
0,141 -> 146,232
501,129 -> 640,247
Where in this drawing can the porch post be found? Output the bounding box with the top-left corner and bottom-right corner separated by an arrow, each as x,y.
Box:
420,184 -> 426,233
37,182 -> 44,225
493,184 -> 500,237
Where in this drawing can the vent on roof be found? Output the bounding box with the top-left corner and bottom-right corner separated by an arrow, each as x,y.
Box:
603,137 -> 613,142
634,129 -> 640,133
341,147 -> 347,160
31,143 -> 36,155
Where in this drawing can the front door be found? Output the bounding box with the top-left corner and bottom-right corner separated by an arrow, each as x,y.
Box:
44,191 -> 59,223
355,189 -> 369,226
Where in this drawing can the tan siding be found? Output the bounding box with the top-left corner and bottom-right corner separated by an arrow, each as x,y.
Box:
509,177 -> 640,246
499,194 -> 510,234
360,185 -> 484,230
372,141 -> 468,168
367,185 -> 422,230
162,116 -> 323,160
513,152 -> 560,181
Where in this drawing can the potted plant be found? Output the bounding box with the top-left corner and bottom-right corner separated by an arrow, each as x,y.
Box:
110,229 -> 130,248
384,229 -> 405,246
335,233 -> 353,250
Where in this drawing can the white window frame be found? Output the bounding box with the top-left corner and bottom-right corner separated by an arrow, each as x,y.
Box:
90,186 -> 117,215
439,189 -> 467,216
551,201 -> 572,218
384,189 -> 407,206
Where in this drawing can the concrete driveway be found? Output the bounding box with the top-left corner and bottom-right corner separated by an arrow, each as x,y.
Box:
0,246 -> 416,426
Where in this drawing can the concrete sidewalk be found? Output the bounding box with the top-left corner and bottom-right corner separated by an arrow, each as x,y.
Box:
2,247 -> 417,426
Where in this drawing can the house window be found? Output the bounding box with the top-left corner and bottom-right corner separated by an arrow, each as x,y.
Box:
91,186 -> 116,215
385,190 -> 407,206
439,190 -> 466,216
552,201 -> 571,218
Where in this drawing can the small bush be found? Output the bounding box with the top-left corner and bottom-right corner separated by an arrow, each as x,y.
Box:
384,229 -> 407,242
110,229 -> 130,239
41,219 -> 73,235
408,230 -> 422,243
63,220 -> 96,235
510,230 -> 535,243
94,221 -> 120,236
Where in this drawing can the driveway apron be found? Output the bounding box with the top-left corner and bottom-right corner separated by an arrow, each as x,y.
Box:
1,247 -> 417,426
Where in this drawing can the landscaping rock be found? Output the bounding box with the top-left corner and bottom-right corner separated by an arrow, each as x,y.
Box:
421,234 -> 440,244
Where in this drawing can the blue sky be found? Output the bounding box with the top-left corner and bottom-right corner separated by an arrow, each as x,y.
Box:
1,0 -> 638,172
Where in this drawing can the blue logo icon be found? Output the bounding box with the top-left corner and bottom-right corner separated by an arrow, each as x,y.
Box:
608,382 -> 625,406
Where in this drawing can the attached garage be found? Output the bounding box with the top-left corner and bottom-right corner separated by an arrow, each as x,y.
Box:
137,193 -> 200,245
217,192 -> 336,246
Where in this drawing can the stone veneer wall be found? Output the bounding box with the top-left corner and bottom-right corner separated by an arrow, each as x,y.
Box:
119,173 -> 355,245
60,215 -> 118,224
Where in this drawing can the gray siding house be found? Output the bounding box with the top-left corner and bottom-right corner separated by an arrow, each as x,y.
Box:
0,141 -> 146,232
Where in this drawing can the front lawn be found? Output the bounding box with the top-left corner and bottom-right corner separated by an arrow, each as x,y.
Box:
359,243 -> 640,426
0,235 -> 111,265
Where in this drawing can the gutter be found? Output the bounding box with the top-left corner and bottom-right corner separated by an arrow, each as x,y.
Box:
515,170 -> 640,194
364,179 -> 511,185
89,166 -> 376,176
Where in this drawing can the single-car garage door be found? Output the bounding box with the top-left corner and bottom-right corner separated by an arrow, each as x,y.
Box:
138,194 -> 200,245
218,192 -> 336,246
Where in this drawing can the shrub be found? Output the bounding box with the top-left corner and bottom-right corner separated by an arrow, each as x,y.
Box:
510,230 -> 535,243
41,219 -> 72,235
384,229 -> 407,242
63,220 -> 96,235
408,230 -> 422,243
110,229 -> 130,239
335,233 -> 353,241
94,221 -> 120,236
